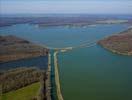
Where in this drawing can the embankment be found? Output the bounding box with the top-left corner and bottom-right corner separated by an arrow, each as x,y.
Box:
54,51 -> 64,100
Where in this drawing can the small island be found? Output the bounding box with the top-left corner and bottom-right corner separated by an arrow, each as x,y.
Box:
98,28 -> 132,55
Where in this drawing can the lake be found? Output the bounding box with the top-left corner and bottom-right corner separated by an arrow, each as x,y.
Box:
0,24 -> 132,100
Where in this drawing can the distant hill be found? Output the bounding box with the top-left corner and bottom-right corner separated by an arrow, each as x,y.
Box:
0,14 -> 132,27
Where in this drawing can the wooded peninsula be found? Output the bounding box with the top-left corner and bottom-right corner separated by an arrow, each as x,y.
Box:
98,28 -> 132,56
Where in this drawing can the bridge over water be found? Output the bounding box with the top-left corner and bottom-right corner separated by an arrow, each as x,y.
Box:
45,40 -> 97,52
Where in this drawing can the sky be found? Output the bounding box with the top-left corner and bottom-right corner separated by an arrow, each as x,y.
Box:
0,0 -> 132,14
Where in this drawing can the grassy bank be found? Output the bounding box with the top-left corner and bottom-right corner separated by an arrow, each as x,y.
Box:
1,67 -> 42,93
1,82 -> 40,100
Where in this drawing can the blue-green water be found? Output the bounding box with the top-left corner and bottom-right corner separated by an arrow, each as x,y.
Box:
0,24 -> 132,100
58,46 -> 132,100
0,56 -> 48,71
50,50 -> 58,100
0,24 -> 128,48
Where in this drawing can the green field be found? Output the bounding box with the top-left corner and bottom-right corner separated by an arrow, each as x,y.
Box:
1,82 -> 40,100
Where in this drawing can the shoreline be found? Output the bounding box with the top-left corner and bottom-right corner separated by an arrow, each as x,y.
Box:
98,27 -> 132,56
0,35 -> 49,63
99,45 -> 132,56
46,53 -> 52,100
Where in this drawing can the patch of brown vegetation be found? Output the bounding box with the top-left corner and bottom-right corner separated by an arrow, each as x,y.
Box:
98,28 -> 132,55
0,67 -> 43,93
0,35 -> 49,63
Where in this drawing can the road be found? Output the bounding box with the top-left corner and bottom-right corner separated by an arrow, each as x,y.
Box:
54,51 -> 64,100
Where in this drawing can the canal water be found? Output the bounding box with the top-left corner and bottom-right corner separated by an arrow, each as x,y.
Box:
0,24 -> 132,100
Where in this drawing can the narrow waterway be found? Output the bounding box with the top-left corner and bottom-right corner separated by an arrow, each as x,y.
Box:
50,50 -> 58,100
